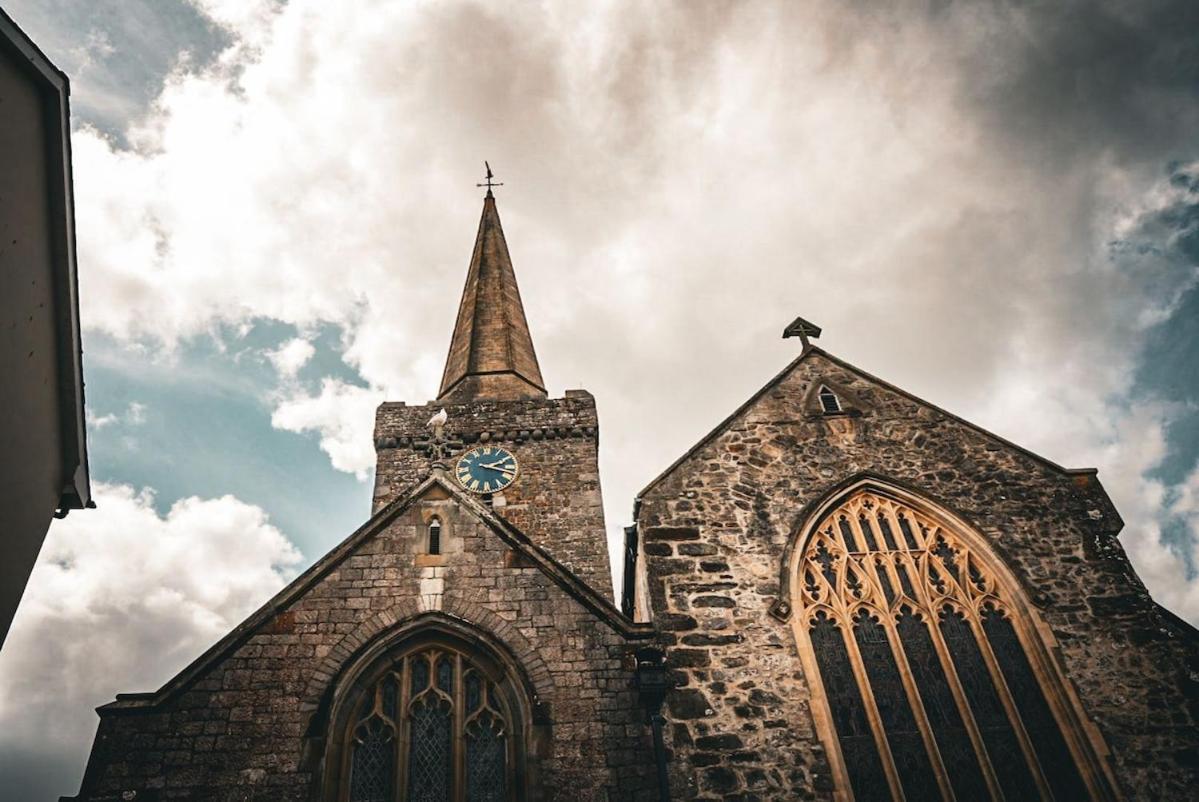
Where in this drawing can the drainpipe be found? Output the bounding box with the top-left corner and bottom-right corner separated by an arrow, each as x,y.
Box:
634,646 -> 671,802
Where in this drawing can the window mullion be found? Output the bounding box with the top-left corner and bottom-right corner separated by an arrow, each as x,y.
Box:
842,610 -> 908,802
923,606 -> 1006,801
877,610 -> 955,801
454,652 -> 465,802
817,542 -> 849,619
847,510 -> 876,554
505,672 -> 516,802
880,507 -> 907,555
967,613 -> 1055,800
795,614 -> 859,800
879,510 -> 910,606
397,656 -> 412,802
884,508 -> 923,607
877,553 -> 901,609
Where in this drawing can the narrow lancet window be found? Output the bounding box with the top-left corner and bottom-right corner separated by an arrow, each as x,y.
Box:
819,385 -> 842,413
428,518 -> 442,555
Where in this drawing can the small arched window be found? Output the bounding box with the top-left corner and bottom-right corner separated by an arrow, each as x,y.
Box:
427,518 -> 442,555
334,641 -> 520,802
796,489 -> 1101,801
818,385 -> 842,413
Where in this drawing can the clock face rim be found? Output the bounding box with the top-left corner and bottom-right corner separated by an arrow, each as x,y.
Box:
454,446 -> 519,495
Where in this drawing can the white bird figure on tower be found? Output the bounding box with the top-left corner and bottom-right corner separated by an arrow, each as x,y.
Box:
428,408 -> 448,437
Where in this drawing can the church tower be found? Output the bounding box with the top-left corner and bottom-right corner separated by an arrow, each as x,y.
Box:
371,190 -> 613,595
65,187 -> 661,802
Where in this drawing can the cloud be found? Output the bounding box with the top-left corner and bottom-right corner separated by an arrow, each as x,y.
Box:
85,400 -> 149,429
2,0 -> 231,140
265,336 -> 316,377
0,483 -> 301,799
1064,399 -> 1199,623
60,0 -> 1199,622
1124,479 -> 1199,622
188,0 -> 281,37
85,410 -> 118,428
126,401 -> 147,424
270,378 -> 382,478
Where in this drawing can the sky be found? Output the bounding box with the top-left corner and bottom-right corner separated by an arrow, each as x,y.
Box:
1,0 -> 1197,797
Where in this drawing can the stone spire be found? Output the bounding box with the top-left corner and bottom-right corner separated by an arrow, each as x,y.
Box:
437,193 -> 547,403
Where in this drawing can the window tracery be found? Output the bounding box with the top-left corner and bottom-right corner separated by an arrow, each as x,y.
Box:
796,489 -> 1097,801
339,644 -> 512,802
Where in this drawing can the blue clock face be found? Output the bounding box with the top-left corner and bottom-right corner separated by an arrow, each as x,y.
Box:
455,446 -> 519,494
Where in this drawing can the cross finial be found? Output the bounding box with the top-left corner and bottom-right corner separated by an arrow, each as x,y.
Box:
476,161 -> 503,197
783,316 -> 822,349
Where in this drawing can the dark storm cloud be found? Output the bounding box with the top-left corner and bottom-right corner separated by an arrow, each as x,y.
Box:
953,0 -> 1199,165
821,0 -> 1199,171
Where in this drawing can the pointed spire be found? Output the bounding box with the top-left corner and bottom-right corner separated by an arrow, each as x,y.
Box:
437,192 -> 547,402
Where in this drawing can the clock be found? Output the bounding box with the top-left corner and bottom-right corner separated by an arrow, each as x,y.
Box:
455,446 -> 519,494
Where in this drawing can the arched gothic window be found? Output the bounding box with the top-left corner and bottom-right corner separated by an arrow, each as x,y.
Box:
818,386 -> 842,413
795,489 -> 1104,802
332,641 -> 518,802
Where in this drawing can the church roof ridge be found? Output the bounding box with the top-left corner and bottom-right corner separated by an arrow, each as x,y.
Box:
97,470 -> 649,715
437,193 -> 547,402
636,345 -> 1105,504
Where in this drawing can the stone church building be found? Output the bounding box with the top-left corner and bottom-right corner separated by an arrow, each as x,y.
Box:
67,191 -> 1198,801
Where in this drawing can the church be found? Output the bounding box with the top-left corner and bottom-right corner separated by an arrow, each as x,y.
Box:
67,188 -> 1199,801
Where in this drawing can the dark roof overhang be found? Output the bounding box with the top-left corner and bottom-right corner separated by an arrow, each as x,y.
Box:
1,8 -> 92,514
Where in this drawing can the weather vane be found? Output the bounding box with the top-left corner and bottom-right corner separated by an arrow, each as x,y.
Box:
477,161 -> 503,196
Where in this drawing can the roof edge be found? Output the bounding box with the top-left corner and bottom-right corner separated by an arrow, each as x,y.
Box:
97,471 -> 650,714
1154,602 -> 1199,643
638,345 -> 1093,502
637,347 -> 814,501
0,8 -> 70,90
1,9 -> 91,513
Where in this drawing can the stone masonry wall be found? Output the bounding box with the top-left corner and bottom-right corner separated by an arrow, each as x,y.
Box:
69,490 -> 656,801
636,350 -> 1199,800
373,391 -> 613,597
